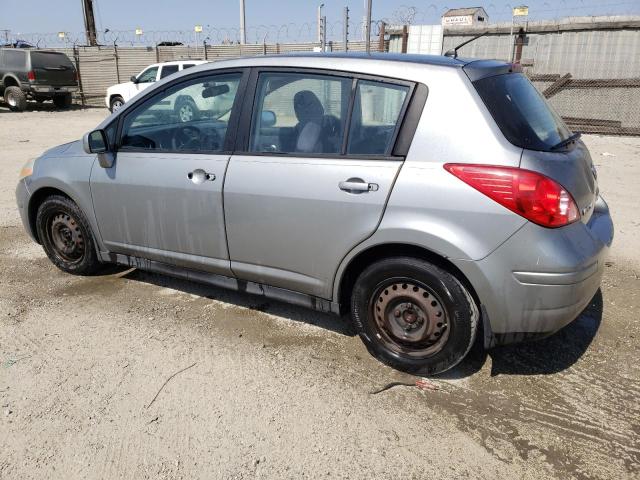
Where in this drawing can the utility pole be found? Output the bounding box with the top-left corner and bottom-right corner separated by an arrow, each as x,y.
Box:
343,7 -> 349,51
364,0 -> 372,54
239,0 -> 246,44
317,4 -> 324,43
81,0 -> 98,46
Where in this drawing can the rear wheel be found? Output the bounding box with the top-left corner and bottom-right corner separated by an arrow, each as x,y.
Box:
53,93 -> 72,109
350,257 -> 478,375
109,95 -> 124,112
36,195 -> 102,275
4,86 -> 27,112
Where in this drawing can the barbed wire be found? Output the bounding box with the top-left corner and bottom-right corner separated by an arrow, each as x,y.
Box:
4,0 -> 639,48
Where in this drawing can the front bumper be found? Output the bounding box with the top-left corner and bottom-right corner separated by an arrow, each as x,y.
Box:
454,196 -> 614,346
16,179 -> 36,242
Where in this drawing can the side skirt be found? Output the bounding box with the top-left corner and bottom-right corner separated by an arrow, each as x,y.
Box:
100,252 -> 341,315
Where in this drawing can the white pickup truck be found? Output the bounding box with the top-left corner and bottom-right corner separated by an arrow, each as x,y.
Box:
105,60 -> 207,112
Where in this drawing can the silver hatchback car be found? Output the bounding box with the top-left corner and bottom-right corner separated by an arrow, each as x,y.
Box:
16,53 -> 613,374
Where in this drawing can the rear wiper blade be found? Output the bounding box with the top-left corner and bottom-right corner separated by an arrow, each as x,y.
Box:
550,132 -> 581,151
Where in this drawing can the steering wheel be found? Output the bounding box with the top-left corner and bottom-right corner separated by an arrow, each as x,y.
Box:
172,125 -> 202,150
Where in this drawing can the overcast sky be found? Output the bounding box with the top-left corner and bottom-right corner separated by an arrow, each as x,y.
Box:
3,0 -> 638,35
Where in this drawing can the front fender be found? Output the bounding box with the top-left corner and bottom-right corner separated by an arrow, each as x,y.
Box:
25,146 -> 105,252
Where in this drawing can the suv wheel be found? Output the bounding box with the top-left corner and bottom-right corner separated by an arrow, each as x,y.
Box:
4,86 -> 27,112
53,93 -> 72,109
36,195 -> 102,275
175,97 -> 199,123
350,257 -> 478,375
110,95 -> 124,112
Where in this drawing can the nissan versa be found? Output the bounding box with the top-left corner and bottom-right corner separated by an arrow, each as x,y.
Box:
15,53 -> 614,374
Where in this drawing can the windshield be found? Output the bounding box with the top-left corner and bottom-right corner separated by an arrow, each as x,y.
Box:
473,73 -> 572,151
30,51 -> 74,69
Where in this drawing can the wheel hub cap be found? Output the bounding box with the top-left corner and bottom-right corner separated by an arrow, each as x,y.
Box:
372,281 -> 449,357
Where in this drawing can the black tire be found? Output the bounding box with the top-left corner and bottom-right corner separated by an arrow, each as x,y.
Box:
35,195 -> 102,276
351,257 -> 478,376
4,86 -> 27,112
53,93 -> 73,109
109,95 -> 125,112
175,96 -> 199,123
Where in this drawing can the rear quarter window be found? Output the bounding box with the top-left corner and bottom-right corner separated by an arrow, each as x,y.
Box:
2,50 -> 27,69
473,73 -> 572,151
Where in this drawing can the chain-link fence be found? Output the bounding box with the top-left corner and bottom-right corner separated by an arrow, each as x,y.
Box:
46,40 -> 384,107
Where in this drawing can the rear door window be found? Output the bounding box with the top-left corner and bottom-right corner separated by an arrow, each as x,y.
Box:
160,64 -> 179,79
347,80 -> 409,155
249,72 -> 351,154
473,73 -> 572,151
182,64 -> 196,70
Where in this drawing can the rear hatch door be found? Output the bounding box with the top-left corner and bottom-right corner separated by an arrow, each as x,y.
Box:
470,68 -> 598,223
30,51 -> 77,86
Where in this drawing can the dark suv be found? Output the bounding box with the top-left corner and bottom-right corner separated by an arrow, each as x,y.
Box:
0,48 -> 79,111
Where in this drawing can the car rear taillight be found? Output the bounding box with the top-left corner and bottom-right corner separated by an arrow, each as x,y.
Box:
27,70 -> 36,81
444,164 -> 580,228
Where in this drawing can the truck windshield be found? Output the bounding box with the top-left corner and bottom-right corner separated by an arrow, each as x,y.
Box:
473,73 -> 572,151
30,52 -> 75,69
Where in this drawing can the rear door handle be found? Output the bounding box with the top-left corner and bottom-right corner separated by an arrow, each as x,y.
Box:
339,178 -> 379,193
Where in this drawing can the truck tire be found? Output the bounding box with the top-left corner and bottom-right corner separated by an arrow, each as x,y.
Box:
53,93 -> 73,109
4,86 -> 27,112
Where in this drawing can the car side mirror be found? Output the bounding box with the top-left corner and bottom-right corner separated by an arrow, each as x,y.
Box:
83,129 -> 108,154
130,75 -> 138,83
82,129 -> 115,168
261,110 -> 276,127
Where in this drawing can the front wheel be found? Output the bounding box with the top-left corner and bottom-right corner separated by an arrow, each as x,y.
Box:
36,195 -> 102,275
109,95 -> 124,112
350,257 -> 478,375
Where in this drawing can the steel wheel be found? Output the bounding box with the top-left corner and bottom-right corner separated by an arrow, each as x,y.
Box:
179,103 -> 195,122
370,280 -> 450,358
46,211 -> 85,264
111,99 -> 124,111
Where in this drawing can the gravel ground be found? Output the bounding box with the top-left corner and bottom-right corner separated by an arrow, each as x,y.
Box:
0,107 -> 639,479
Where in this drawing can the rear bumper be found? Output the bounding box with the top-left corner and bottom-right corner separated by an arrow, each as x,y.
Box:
28,85 -> 78,95
454,196 -> 614,346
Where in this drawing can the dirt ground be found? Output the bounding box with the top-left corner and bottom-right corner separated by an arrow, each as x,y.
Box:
0,106 -> 638,479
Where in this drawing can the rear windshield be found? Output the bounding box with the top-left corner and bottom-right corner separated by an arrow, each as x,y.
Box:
473,73 -> 572,151
30,51 -> 75,69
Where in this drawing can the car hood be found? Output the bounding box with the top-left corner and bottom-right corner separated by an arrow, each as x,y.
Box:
107,82 -> 133,92
41,139 -> 86,158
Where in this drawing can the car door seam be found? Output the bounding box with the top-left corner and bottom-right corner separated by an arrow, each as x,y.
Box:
329,159 -> 406,300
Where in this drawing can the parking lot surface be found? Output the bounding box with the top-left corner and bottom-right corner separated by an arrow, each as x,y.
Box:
1,107 -> 639,479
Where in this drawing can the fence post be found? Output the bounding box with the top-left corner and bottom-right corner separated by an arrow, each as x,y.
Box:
155,43 -> 159,63
203,40 -> 208,60
401,25 -> 408,53
73,44 -> 86,108
378,22 -> 386,52
114,42 -> 120,84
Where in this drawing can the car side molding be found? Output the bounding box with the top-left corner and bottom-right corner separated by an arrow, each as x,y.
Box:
100,252 -> 341,315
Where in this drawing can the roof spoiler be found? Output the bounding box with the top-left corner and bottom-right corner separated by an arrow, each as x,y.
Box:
463,60 -> 523,82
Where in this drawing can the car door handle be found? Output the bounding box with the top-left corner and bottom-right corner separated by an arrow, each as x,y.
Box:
339,178 -> 379,193
188,169 -> 216,184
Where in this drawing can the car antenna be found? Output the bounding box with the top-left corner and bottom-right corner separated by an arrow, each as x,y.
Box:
444,31 -> 489,59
